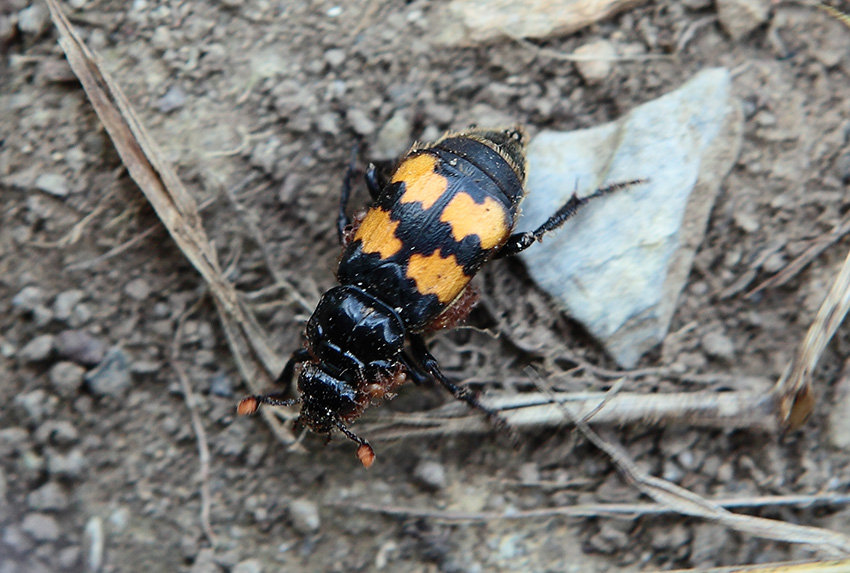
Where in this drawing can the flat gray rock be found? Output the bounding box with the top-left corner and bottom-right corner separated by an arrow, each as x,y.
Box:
519,68 -> 743,367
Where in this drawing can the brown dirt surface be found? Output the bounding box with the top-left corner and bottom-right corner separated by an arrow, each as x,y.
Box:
2,1 -> 850,571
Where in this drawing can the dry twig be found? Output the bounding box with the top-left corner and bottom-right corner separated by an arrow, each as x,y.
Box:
530,378 -> 850,556
171,298 -> 216,545
45,0 -> 296,445
773,243 -> 850,429
334,492 -> 850,522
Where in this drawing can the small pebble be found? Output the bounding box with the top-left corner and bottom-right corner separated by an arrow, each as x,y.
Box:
14,390 -> 58,425
218,423 -> 248,457
189,548 -> 219,573
651,522 -> 690,550
17,4 -> 49,36
587,521 -> 631,554
573,40 -> 615,85
157,85 -> 186,113
27,482 -> 70,512
12,286 -> 46,312
35,173 -> 70,197
347,108 -> 375,136
316,112 -> 340,135
701,330 -> 735,361
109,506 -> 131,532
209,372 -> 234,397
0,427 -> 30,457
85,347 -> 132,397
124,278 -> 152,300
55,330 -> 106,367
58,545 -> 82,570
288,498 -> 320,534
3,524 -> 35,553
46,448 -> 86,480
18,334 -> 55,363
21,513 -> 61,542
373,111 -> 413,161
0,14 -> 16,44
323,48 -> 346,68
715,0 -> 769,40
49,362 -> 86,397
53,290 -> 85,322
84,516 -> 104,573
34,420 -> 79,447
412,460 -> 446,491
233,559 -> 263,573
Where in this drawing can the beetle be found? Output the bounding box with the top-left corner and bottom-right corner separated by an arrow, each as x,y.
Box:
238,126 -> 633,467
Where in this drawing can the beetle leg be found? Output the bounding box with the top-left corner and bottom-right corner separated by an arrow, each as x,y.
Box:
275,347 -> 313,388
496,179 -> 645,258
337,143 -> 360,244
408,334 -> 499,420
399,350 -> 430,386
364,163 -> 382,201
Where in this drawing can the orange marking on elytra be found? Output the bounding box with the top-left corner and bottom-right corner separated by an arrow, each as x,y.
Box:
440,193 -> 510,249
354,208 -> 402,259
406,250 -> 469,303
393,154 -> 448,210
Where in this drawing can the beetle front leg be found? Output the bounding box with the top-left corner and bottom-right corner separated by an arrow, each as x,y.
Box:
496,179 -> 644,258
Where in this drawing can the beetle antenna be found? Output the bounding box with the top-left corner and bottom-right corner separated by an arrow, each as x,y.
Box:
334,418 -> 376,468
236,394 -> 300,415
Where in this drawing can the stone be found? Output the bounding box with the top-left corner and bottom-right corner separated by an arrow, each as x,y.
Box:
190,548 -> 221,573
84,517 -> 104,573
412,460 -> 447,491
85,347 -> 132,397
57,546 -> 81,569
46,448 -> 86,480
21,513 -> 60,542
232,559 -> 263,573
323,48 -> 346,68
34,173 -> 69,197
347,109 -> 375,136
27,482 -> 70,511
14,390 -> 58,425
288,498 -> 320,534
12,286 -> 46,312
716,0 -> 770,41
53,290 -> 85,322
431,0 -> 650,45
519,68 -> 743,367
17,335 -> 54,363
17,4 -> 49,36
124,278 -> 152,300
573,40 -> 615,85
55,330 -> 106,367
373,111 -> 413,161
157,85 -> 186,113
701,330 -> 735,360
48,362 -> 86,397
0,428 -> 29,457
34,421 -> 79,446
208,372 -> 234,397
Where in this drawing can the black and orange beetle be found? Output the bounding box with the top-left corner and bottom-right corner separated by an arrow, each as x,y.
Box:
238,126 -> 630,467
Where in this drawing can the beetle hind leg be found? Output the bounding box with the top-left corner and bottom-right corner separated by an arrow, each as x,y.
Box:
409,334 -> 503,424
